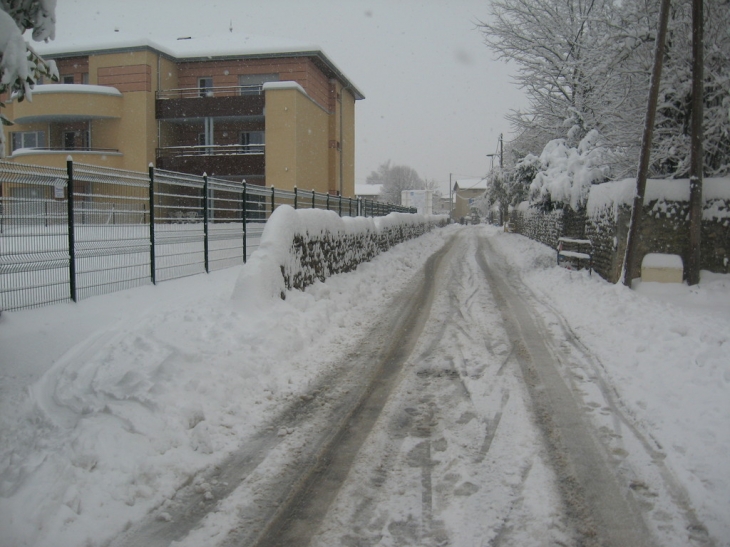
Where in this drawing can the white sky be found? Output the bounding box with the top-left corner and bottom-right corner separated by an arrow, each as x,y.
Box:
53,0 -> 526,193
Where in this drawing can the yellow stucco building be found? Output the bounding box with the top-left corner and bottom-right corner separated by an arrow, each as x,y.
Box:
2,33 -> 363,197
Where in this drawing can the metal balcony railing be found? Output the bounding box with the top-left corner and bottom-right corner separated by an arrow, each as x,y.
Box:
156,85 -> 264,99
156,144 -> 265,157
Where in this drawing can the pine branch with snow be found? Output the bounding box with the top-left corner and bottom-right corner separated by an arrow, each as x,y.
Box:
0,0 -> 59,155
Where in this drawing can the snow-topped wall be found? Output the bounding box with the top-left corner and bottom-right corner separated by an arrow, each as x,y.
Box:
509,178 -> 730,282
232,206 -> 448,302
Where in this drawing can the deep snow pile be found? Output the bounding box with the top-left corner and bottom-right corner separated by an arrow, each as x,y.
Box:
0,223 -> 728,546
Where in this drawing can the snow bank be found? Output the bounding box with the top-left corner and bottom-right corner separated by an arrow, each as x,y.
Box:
0,219 -> 455,547
232,206 -> 447,305
487,227 -> 730,543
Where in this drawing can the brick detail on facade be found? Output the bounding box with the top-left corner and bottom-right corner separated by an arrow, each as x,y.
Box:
55,56 -> 90,84
98,65 -> 152,92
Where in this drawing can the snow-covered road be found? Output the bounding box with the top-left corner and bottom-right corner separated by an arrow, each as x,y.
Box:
1,225 -> 727,547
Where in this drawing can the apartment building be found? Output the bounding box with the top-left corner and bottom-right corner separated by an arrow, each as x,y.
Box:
2,33 -> 363,196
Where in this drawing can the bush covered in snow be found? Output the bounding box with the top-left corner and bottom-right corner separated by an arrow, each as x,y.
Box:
528,129 -> 610,212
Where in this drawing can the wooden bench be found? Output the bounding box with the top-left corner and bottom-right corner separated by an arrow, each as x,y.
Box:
557,237 -> 593,274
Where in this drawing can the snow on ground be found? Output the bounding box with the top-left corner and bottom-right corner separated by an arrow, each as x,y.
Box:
486,226 -> 730,544
1,223 -> 728,546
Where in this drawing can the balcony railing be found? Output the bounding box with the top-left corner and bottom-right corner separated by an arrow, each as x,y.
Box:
11,146 -> 121,155
156,144 -> 265,157
156,85 -> 264,100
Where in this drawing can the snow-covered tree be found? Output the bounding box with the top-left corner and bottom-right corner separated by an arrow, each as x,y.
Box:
0,0 -> 59,155
528,129 -> 609,212
480,0 -> 729,179
365,160 -> 425,205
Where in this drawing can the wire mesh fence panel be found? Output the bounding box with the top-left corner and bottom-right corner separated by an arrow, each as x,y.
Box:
243,184 -> 269,258
312,191 -> 331,211
0,161 -> 71,311
72,163 -> 152,301
207,176 -> 245,271
2,160 -> 418,312
274,188 -> 296,212
153,169 -> 206,281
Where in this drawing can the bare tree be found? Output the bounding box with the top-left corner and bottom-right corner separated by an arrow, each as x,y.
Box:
366,161 -> 424,205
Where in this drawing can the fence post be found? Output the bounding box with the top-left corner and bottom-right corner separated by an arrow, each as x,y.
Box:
270,185 -> 275,217
242,181 -> 247,264
326,193 -> 330,211
66,157 -> 77,302
294,186 -> 298,210
148,165 -> 156,285
338,191 -> 342,217
203,173 -> 209,273
349,197 -> 352,217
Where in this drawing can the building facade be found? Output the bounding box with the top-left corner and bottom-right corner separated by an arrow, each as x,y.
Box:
452,178 -> 487,221
1,34 -> 363,196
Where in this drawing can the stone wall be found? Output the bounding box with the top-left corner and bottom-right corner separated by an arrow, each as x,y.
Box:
587,200 -> 730,283
284,220 -> 438,291
512,180 -> 730,283
510,206 -> 564,249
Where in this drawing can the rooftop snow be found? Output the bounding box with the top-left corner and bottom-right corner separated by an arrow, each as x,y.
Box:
34,31 -> 364,99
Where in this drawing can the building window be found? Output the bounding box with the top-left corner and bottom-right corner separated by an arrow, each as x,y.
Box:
62,74 -> 74,84
241,131 -> 264,153
199,77 -> 213,97
63,130 -> 89,150
238,74 -> 279,95
81,73 -> 89,84
11,131 -> 46,152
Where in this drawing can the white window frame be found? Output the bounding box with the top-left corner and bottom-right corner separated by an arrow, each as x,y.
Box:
11,131 -> 46,152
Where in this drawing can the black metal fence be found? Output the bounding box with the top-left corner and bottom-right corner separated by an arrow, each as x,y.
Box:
0,159 -> 415,312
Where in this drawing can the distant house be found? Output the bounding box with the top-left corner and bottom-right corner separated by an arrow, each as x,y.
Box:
354,183 -> 384,202
452,177 -> 487,220
1,32 -> 363,196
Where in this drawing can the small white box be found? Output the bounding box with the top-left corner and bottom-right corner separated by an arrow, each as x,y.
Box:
641,253 -> 684,283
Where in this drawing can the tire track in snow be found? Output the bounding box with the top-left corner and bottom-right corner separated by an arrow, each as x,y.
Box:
477,234 -> 656,547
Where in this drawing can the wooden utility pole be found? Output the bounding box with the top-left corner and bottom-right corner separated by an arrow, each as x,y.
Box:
687,0 -> 704,286
621,0 -> 672,286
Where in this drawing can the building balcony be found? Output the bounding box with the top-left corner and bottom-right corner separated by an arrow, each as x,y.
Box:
156,86 -> 265,120
155,145 -> 265,178
8,147 -> 124,169
11,84 -> 123,124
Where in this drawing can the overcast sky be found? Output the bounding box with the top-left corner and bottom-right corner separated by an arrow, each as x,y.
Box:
54,0 -> 526,193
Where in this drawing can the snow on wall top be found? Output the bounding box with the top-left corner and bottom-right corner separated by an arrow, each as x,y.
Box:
587,178 -> 730,220
29,83 -> 122,96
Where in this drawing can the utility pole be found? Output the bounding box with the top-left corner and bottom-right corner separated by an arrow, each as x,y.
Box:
499,133 -> 503,169
687,0 -> 704,286
449,173 -> 453,221
622,0 -> 671,287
